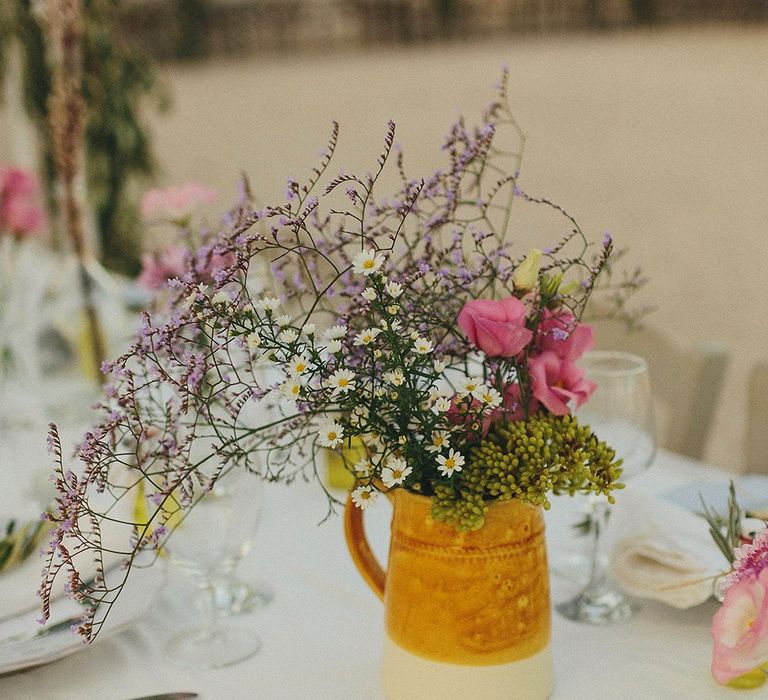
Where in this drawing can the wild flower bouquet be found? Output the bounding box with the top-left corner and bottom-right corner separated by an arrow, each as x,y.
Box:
40,74 -> 639,639
702,487 -> 768,687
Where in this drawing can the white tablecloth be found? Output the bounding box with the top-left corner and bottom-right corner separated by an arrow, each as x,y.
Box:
0,450 -> 748,699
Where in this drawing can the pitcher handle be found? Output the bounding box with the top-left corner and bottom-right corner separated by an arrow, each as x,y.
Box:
343,493 -> 386,600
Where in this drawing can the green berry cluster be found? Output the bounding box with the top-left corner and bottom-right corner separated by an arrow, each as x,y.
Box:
431,413 -> 624,531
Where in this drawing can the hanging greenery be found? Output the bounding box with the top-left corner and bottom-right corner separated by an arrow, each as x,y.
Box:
0,0 -> 164,275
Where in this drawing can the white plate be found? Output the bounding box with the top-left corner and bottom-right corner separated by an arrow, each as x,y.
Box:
0,560 -> 166,676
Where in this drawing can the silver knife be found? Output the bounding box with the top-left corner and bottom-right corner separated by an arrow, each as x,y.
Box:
126,694 -> 198,700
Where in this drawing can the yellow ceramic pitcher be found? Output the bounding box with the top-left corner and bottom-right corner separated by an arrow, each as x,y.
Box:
344,488 -> 554,700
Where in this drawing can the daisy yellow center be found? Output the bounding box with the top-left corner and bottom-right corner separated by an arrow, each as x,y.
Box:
445,457 -> 455,468
392,469 -> 402,479
328,431 -> 338,441
466,383 -> 476,392
361,490 -> 371,500
295,362 -> 306,372
363,259 -> 375,269
434,436 -> 444,447
291,385 -> 300,395
338,378 -> 349,387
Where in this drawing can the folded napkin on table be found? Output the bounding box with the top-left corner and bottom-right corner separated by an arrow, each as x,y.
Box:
608,491 -> 727,609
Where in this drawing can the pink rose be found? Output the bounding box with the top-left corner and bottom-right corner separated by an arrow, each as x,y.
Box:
711,569 -> 768,685
457,297 -> 533,357
141,183 -> 217,221
537,310 -> 594,362
0,166 -> 47,238
503,383 -> 540,422
529,351 -> 596,416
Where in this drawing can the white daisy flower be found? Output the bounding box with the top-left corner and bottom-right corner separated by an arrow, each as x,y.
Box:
385,319 -> 402,331
354,328 -> 381,346
323,325 -> 347,340
279,328 -> 299,343
354,458 -> 372,478
257,297 -> 280,313
242,303 -> 254,314
374,387 -> 386,398
457,377 -> 485,399
410,331 -> 420,340
329,368 -> 355,395
318,420 -> 344,448
280,380 -> 302,401
437,449 -> 465,477
362,287 -> 377,302
351,485 -> 377,510
432,396 -> 451,414
303,323 -> 316,337
413,337 -> 433,355
381,457 -> 412,487
352,249 -> 385,276
245,332 -> 261,350
212,291 -> 230,306
386,305 -> 399,316
426,430 -> 451,453
373,349 -> 383,358
433,359 -> 446,373
288,355 -> 310,377
384,368 -> 405,386
323,339 -> 342,355
276,314 -> 292,327
480,387 -> 503,409
385,281 -> 403,298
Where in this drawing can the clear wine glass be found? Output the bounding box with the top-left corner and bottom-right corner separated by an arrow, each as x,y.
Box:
165,466 -> 264,668
556,351 -> 656,624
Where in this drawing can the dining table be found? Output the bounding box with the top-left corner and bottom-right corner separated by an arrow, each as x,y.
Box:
0,448 -> 757,699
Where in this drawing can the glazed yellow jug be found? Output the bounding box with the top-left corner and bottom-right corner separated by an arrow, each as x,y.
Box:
344,488 -> 554,700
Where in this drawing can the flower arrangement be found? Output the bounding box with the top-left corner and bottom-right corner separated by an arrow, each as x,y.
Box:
40,73 -> 641,639
702,486 -> 768,687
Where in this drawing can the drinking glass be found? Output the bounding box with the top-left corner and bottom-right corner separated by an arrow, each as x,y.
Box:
556,351 -> 656,624
166,466 -> 264,668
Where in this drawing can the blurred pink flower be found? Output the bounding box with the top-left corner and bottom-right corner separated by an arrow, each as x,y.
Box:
537,310 -> 594,362
503,383 -> 540,422
141,183 -> 217,222
138,246 -> 188,290
711,569 -> 768,684
0,166 -> 47,238
457,296 -> 533,357
445,395 -> 498,439
529,351 -> 596,416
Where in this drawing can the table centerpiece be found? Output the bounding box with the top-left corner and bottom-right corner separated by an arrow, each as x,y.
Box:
39,73 -> 641,698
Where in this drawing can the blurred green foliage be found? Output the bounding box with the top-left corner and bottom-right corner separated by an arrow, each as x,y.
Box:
1,0 -> 165,275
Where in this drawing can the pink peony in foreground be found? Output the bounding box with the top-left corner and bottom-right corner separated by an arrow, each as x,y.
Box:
457,296 -> 533,357
711,568 -> 768,684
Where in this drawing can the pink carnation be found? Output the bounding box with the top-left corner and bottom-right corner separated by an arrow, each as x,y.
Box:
457,296 -> 533,357
727,528 -> 768,590
528,351 -> 596,416
141,183 -> 217,221
537,310 -> 594,362
711,568 -> 768,684
0,166 -> 47,238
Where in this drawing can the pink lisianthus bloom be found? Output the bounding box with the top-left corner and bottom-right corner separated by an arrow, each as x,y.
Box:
0,166 -> 47,238
528,351 -> 596,416
537,310 -> 594,362
138,246 -> 188,291
503,383 -> 540,422
711,569 -> 768,685
140,183 -> 217,222
457,297 -> 533,357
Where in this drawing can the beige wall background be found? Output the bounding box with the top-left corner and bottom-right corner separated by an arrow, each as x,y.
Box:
4,25 -> 765,471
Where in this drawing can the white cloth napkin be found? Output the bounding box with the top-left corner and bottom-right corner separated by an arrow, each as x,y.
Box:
608,491 -> 727,609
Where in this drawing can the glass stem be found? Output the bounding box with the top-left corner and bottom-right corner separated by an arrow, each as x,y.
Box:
584,500 -> 610,598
